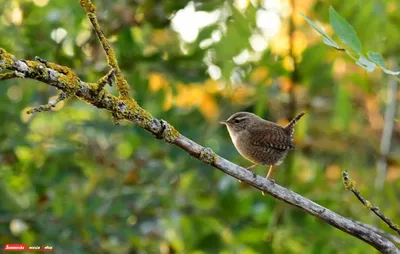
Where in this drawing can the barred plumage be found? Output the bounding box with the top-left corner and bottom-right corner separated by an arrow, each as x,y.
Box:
285,112 -> 305,138
220,111 -> 305,179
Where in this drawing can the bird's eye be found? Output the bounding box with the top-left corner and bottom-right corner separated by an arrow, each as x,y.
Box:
234,119 -> 240,123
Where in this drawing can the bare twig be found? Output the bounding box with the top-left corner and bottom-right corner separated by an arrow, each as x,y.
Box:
343,170 -> 400,236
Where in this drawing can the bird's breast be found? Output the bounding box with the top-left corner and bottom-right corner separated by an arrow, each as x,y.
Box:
227,127 -> 289,165
227,128 -> 260,164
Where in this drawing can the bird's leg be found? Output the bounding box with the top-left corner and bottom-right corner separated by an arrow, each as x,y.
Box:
261,165 -> 276,195
266,165 -> 276,184
266,165 -> 274,179
246,164 -> 259,171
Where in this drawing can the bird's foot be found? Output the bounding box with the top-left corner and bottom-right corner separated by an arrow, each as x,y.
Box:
246,164 -> 259,171
238,165 -> 258,183
260,179 -> 275,195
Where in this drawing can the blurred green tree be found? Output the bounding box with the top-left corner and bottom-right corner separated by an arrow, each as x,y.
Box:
0,0 -> 399,253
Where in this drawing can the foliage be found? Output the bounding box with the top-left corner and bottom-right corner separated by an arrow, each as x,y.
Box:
302,6 -> 400,75
0,0 -> 399,253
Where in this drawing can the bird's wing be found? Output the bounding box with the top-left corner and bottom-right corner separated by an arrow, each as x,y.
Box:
251,124 -> 295,150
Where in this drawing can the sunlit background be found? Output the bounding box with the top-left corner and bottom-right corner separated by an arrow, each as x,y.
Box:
0,0 -> 399,253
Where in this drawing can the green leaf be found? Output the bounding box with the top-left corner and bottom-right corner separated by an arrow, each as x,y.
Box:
356,56 -> 376,72
322,37 -> 341,50
367,51 -> 400,75
300,13 -> 343,50
366,51 -> 385,66
329,6 -> 362,55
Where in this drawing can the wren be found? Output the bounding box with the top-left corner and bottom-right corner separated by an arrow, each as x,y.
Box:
220,111 -> 305,180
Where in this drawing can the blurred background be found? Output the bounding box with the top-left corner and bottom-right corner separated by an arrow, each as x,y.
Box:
0,0 -> 399,253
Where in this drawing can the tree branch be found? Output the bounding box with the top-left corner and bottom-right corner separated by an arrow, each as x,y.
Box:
0,71 -> 20,80
1,48 -> 398,254
79,0 -> 131,98
351,219 -> 400,246
343,170 -> 400,236
0,1 -> 399,252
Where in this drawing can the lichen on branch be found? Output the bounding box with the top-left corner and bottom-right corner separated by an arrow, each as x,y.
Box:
0,47 -> 179,143
79,0 -> 131,98
0,72 -> 19,80
343,170 -> 400,236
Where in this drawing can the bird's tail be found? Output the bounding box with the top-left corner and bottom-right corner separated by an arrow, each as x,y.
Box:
284,111 -> 305,137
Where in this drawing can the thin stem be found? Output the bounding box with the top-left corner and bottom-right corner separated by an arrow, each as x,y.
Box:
343,170 -> 400,235
79,0 -> 131,98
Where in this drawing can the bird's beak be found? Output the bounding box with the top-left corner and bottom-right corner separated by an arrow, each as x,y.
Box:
219,121 -> 228,125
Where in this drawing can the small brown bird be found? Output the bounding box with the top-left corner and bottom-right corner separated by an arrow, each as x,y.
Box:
220,111 -> 305,180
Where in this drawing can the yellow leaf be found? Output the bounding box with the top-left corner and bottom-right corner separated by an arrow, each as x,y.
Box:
199,94 -> 219,120
151,29 -> 173,46
282,56 -> 294,72
163,86 -> 173,111
292,31 -> 308,57
387,166 -> 400,183
204,79 -> 220,94
326,164 -> 341,181
174,84 -> 204,107
149,73 -> 169,92
173,82 -> 222,120
230,86 -> 255,104
250,67 -> 269,84
279,77 -> 293,93
269,29 -> 289,56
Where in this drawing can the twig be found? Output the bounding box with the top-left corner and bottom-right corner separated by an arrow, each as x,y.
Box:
343,170 -> 400,236
26,92 -> 67,114
79,0 -> 130,98
97,69 -> 114,90
0,72 -> 20,80
351,219 -> 400,246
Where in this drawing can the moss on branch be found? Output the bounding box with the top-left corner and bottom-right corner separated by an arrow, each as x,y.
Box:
79,0 -> 130,98
0,47 -> 179,142
342,171 -> 400,236
0,48 -> 16,69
